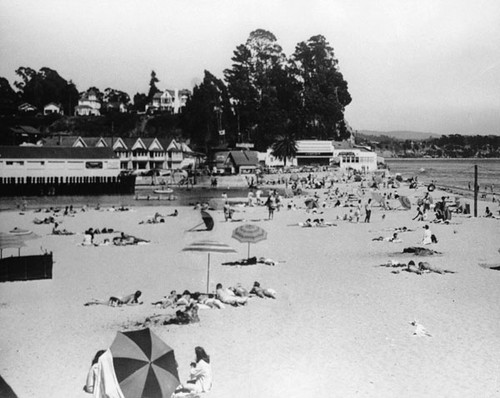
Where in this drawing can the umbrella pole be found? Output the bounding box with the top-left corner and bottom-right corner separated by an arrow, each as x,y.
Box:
248,242 -> 250,259
207,253 -> 210,294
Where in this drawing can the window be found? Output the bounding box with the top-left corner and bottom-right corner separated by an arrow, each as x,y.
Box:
85,161 -> 103,169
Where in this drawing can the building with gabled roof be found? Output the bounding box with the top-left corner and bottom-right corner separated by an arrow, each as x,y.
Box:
0,146 -> 137,196
43,103 -> 63,115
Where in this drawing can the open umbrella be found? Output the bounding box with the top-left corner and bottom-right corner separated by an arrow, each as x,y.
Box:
182,240 -> 236,293
187,210 -> 214,232
232,224 -> 267,259
0,231 -> 39,258
110,328 -> 180,398
399,196 -> 412,210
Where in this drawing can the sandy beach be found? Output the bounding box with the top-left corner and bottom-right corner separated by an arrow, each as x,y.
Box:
1,180 -> 500,398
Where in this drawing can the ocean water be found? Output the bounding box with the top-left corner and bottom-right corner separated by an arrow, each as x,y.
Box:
2,158 -> 498,210
385,158 -> 500,194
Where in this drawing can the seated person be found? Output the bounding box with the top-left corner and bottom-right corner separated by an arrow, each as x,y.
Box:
485,207 -> 493,218
168,209 -> 179,217
216,283 -> 248,306
84,290 -> 143,306
164,303 -> 200,325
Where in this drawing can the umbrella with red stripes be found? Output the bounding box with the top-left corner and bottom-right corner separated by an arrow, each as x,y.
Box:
110,328 -> 180,398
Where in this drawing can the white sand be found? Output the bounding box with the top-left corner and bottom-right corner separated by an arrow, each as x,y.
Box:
1,183 -> 500,398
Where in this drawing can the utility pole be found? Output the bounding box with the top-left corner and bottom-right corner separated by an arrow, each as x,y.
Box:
474,164 -> 478,217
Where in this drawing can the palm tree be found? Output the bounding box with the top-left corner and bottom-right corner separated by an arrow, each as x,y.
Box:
271,133 -> 297,166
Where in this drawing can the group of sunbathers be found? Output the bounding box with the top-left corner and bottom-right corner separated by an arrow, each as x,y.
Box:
379,260 -> 455,275
139,210 -> 178,224
298,218 -> 336,227
151,281 -> 277,312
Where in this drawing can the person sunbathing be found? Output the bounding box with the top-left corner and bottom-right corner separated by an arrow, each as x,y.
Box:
229,283 -> 249,297
113,232 -> 149,245
250,281 -> 277,299
216,283 -> 248,306
418,261 -> 455,274
403,261 -> 422,275
152,290 -> 178,308
84,291 -> 143,307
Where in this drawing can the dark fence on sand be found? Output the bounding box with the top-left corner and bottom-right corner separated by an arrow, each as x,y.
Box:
0,253 -> 53,282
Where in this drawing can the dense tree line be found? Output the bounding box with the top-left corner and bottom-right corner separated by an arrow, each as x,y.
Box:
357,133 -> 500,158
1,29 -> 353,151
183,29 -> 352,151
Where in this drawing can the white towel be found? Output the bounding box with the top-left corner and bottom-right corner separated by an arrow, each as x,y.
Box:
94,349 -> 124,398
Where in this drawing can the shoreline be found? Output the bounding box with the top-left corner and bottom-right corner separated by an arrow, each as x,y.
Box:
1,177 -> 499,397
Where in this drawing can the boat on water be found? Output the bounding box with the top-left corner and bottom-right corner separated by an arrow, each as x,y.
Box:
153,188 -> 174,194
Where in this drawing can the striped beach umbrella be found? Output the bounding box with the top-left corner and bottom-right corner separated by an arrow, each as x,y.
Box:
399,196 -> 412,210
232,224 -> 267,259
0,231 -> 39,258
110,328 -> 180,398
182,240 -> 236,293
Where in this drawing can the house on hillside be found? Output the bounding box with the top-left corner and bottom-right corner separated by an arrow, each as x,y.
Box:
146,89 -> 191,114
75,89 -> 101,116
43,103 -> 63,115
18,103 -> 37,113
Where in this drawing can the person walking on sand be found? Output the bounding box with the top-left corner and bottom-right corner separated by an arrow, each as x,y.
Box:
364,198 -> 372,223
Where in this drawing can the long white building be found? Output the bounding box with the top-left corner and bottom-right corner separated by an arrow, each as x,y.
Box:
0,146 -> 135,196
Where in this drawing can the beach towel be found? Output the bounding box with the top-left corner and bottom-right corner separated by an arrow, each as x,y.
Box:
93,349 -> 124,398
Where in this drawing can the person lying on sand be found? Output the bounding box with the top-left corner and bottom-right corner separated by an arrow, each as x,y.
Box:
372,232 -> 402,243
84,290 -> 143,307
229,283 -> 249,297
250,281 -> 277,299
403,260 -> 422,275
152,290 -> 178,308
113,232 -> 150,246
379,260 -> 407,268
216,283 -> 248,306
418,261 -> 456,274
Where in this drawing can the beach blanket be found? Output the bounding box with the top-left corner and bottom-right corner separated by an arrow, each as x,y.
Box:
93,349 -> 124,398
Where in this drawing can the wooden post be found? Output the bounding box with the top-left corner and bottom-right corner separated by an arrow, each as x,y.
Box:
474,165 -> 478,217
207,253 -> 211,294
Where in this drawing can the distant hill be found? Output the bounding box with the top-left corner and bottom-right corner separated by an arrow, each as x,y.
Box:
357,130 -> 441,140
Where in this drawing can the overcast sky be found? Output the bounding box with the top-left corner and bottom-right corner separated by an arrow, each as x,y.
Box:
1,0 -> 499,135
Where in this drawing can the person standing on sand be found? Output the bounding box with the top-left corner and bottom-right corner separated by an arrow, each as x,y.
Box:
364,198 -> 372,223
265,193 -> 277,220
83,350 -> 106,394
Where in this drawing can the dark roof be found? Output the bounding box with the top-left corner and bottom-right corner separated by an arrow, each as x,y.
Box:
42,136 -> 80,147
0,146 -> 116,159
9,126 -> 41,135
229,151 -> 259,166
